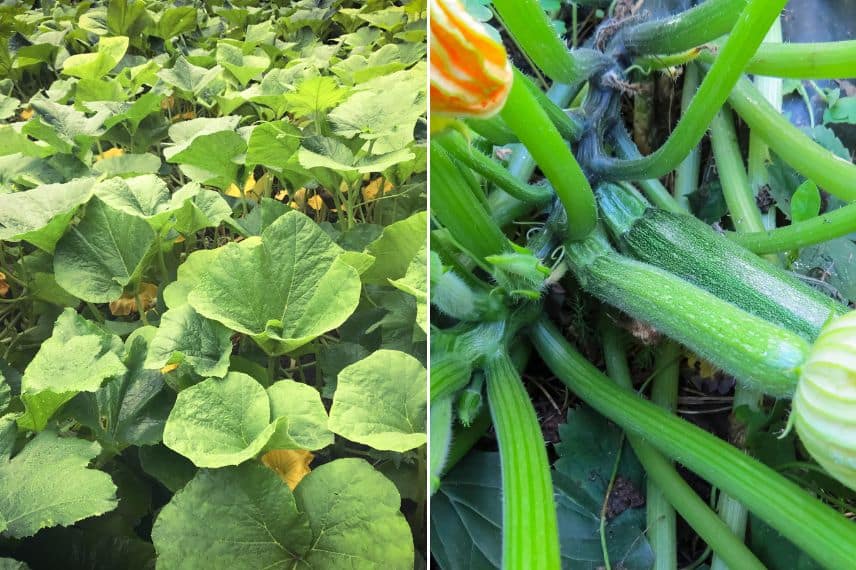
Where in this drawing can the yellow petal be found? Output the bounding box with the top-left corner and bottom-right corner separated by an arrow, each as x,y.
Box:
307,194 -> 324,211
160,363 -> 179,374
224,173 -> 260,200
430,0 -> 512,118
261,449 -> 314,490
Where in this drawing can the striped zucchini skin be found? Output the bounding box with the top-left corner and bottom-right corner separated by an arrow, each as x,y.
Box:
794,311 -> 856,491
598,185 -> 848,341
567,230 -> 810,397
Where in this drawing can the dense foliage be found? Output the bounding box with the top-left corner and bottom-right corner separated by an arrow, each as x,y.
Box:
0,1 -> 427,568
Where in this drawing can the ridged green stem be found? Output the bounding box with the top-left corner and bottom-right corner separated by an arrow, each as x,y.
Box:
489,83 -> 578,227
728,74 -> 856,202
728,203 -> 856,253
673,63 -> 700,211
492,0 -> 586,84
531,319 -> 856,570
437,131 -> 552,207
609,128 -> 683,214
500,69 -> 596,240
517,71 -> 586,141
591,0 -> 786,181
698,39 -> 856,79
485,351 -> 560,570
430,355 -> 472,401
430,143 -> 508,261
622,0 -> 748,55
600,327 -> 765,570
467,115 -> 517,146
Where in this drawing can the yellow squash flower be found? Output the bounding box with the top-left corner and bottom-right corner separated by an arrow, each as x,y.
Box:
430,0 -> 512,119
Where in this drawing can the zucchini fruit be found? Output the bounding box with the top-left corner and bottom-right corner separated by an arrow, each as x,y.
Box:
565,227 -> 810,397
597,183 -> 847,340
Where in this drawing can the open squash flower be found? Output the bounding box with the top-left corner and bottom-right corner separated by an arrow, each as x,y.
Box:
430,0 -> 513,119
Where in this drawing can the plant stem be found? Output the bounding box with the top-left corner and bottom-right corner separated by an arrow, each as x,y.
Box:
492,0 -> 587,84
699,39 -> 856,79
436,132 -> 552,206
600,326 -> 765,570
489,83 -> 579,227
728,203 -> 856,253
500,69 -> 597,240
531,318 -> 856,570
485,351 -> 560,570
430,143 -> 508,261
517,71 -> 586,141
591,0 -> 786,181
622,0 -> 748,55
609,127 -> 684,214
727,74 -> 856,202
673,63 -> 701,211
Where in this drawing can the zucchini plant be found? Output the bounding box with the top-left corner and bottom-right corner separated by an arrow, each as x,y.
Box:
429,0 -> 856,568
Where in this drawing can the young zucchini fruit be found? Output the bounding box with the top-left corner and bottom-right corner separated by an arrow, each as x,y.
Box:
793,311 -> 856,491
565,227 -> 810,397
597,183 -> 847,341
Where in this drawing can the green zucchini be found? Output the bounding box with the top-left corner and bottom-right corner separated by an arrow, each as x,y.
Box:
565,227 -> 810,397
598,183 -> 848,341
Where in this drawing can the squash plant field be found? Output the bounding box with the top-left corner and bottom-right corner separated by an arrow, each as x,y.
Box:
0,1 -> 427,568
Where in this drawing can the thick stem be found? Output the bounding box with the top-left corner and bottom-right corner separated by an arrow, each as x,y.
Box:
485,351 -> 560,570
699,39 -> 856,79
600,327 -> 764,570
728,203 -> 856,253
609,127 -> 683,214
673,63 -> 701,211
500,70 -> 596,240
728,74 -> 856,202
531,319 -> 856,570
622,0 -> 748,56
430,143 -> 508,261
591,0 -> 786,181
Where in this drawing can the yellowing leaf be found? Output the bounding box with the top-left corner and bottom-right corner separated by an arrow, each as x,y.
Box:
362,178 -> 394,202
19,107 -> 33,120
161,96 -> 175,110
160,363 -> 179,374
307,194 -> 324,211
291,187 -> 307,209
96,147 -> 124,161
274,190 -> 288,201
0,272 -> 9,297
261,449 -> 314,490
171,111 -> 197,122
109,282 -> 158,316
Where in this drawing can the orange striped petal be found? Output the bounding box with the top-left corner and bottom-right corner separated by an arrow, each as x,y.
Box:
430,0 -> 512,118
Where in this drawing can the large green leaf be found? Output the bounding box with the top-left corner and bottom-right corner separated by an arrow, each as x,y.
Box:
362,210 -> 426,283
53,197 -> 156,302
298,135 -> 414,175
266,380 -> 333,450
187,210 -> 361,355
63,330 -> 172,453
145,304 -> 232,378
21,308 -> 126,411
283,76 -> 349,118
151,6 -> 197,39
171,183 -> 233,235
162,372 -> 275,468
0,178 -> 96,252
390,241 -> 427,333
93,175 -> 173,227
0,431 -> 117,538
61,36 -> 129,80
246,120 -> 301,171
215,42 -> 270,86
328,349 -> 426,452
23,100 -> 108,154
151,459 -> 413,569
163,117 -> 246,189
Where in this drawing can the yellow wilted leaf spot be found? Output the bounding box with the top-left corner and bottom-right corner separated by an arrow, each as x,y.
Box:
161,96 -> 175,110
160,363 -> 179,374
291,187 -> 307,209
96,147 -> 124,161
224,173 -> 261,201
261,449 -> 314,490
307,194 -> 324,211
274,189 -> 288,201
362,178 -> 395,202
174,235 -> 185,244
0,272 -> 9,297
339,180 -> 349,194
109,282 -> 158,316
19,107 -> 33,120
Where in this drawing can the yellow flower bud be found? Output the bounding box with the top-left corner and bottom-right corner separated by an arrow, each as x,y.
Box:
430,0 -> 513,118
